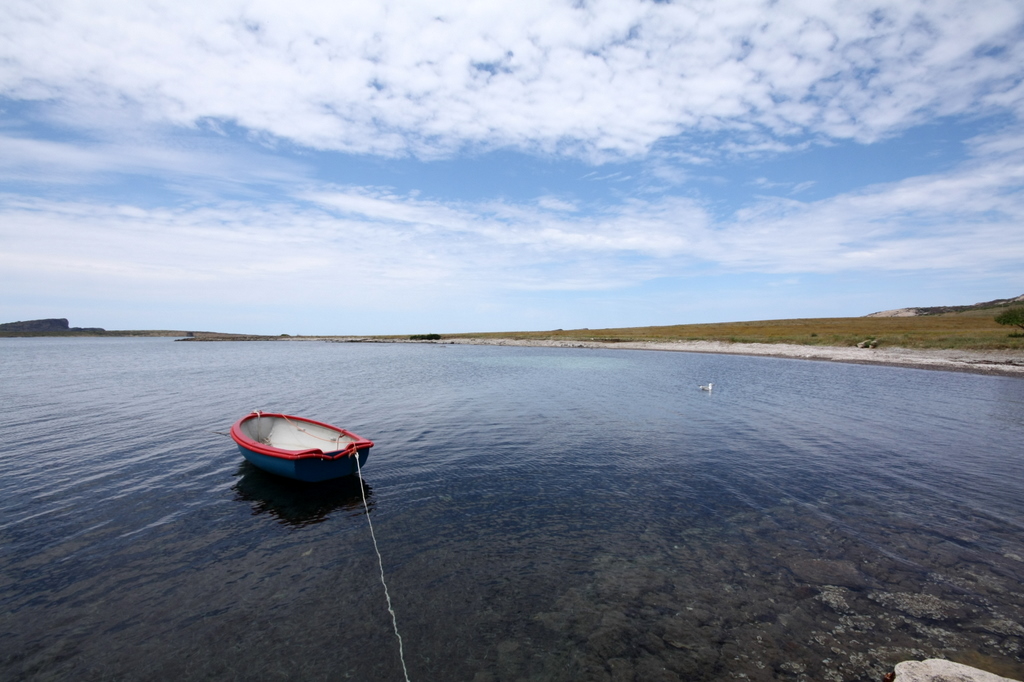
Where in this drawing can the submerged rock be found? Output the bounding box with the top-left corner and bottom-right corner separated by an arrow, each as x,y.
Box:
894,659 -> 1021,682
786,558 -> 869,588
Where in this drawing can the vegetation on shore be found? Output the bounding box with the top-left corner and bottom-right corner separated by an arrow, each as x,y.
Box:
994,307 -> 1024,335
24,312 -> 1019,350
442,310 -> 1024,350
5,299 -> 1023,350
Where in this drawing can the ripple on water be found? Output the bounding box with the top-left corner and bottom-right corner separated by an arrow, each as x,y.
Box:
0,338 -> 1022,681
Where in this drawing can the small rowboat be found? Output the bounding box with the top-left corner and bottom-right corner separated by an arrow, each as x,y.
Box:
230,411 -> 374,482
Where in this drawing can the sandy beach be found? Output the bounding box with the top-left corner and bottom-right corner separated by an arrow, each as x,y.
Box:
433,337 -> 1024,377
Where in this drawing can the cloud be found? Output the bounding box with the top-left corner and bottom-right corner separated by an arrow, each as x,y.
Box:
3,142 -> 1022,320
751,177 -> 817,195
537,196 -> 579,212
0,130 -> 308,191
719,156 -> 1024,272
2,0 -> 1022,160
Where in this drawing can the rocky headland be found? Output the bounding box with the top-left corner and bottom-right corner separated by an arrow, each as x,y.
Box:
0,318 -> 105,333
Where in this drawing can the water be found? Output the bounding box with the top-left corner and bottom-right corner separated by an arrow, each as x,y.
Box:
1,338 -> 1022,682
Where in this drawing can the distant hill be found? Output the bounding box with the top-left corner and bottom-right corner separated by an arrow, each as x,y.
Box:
0,318 -> 215,337
866,294 -> 1024,318
0,318 -> 105,332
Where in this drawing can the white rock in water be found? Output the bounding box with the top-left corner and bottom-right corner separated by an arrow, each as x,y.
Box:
895,659 -> 1021,682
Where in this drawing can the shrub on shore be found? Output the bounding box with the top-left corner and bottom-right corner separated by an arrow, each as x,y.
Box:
994,307 -> 1024,333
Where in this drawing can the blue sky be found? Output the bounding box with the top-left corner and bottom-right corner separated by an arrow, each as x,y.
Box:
2,0 -> 1023,335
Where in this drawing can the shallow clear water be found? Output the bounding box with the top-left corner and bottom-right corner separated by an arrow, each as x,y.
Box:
1,338 -> 1023,681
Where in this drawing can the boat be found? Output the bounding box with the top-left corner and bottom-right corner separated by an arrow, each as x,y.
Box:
230,411 -> 374,482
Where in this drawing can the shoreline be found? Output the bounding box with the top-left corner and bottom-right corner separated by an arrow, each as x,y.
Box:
407,338 -> 1024,377
180,334 -> 1024,377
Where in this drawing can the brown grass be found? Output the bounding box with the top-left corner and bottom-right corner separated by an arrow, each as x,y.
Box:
441,311 -> 1024,350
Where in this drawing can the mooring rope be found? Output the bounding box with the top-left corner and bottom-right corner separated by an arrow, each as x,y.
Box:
355,451 -> 411,682
236,411 -> 408,677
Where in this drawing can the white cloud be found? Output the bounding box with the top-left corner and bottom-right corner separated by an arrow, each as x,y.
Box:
2,0 -> 1022,160
751,177 -> 816,194
718,157 -> 1024,272
0,131 -> 308,190
3,145 -> 1022,321
537,196 -> 578,212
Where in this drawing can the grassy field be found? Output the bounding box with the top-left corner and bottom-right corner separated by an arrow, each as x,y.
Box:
442,309 -> 1024,350
5,307 -> 1022,351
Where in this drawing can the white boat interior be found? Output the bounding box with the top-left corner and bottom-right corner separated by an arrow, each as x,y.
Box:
240,415 -> 356,453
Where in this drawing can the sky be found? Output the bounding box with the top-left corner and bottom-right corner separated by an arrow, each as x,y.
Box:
2,0 -> 1024,335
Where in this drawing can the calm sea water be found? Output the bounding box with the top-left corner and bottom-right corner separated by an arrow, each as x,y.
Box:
1,338 -> 1023,682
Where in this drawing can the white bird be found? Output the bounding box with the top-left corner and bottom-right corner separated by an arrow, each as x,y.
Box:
700,383 -> 713,391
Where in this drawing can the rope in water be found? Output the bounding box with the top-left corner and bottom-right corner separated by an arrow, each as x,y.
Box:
355,450 -> 411,682
243,410 -> 409,678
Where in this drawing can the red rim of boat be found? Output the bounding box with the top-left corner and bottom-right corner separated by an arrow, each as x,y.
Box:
230,412 -> 374,461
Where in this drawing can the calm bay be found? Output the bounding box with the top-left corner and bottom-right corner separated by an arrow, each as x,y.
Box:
1,337 -> 1022,681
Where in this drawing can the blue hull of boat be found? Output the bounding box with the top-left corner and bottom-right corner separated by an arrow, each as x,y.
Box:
237,445 -> 371,482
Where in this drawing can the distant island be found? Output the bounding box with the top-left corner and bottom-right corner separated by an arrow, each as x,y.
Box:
0,318 -> 197,337
0,318 -> 105,333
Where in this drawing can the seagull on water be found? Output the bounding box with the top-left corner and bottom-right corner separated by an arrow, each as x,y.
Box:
700,383 -> 713,391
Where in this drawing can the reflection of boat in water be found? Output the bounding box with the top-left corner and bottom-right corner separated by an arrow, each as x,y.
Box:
230,411 -> 374,482
233,460 -> 373,527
